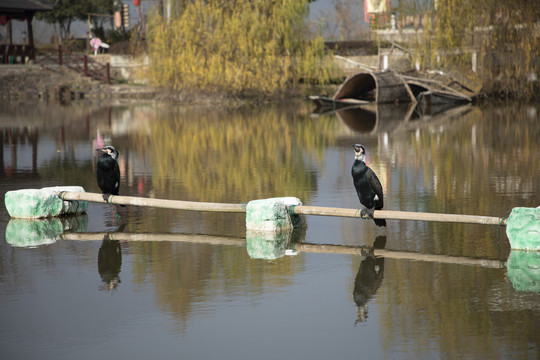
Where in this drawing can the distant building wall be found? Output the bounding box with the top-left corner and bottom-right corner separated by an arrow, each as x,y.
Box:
0,19 -> 88,45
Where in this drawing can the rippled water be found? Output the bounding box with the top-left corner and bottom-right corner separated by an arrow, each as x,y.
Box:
1,100 -> 539,360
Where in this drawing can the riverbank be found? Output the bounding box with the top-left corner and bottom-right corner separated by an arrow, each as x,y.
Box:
0,64 -> 159,104
0,64 -> 333,106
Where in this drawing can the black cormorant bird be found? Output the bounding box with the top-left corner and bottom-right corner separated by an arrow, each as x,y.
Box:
351,144 -> 386,227
96,145 -> 121,203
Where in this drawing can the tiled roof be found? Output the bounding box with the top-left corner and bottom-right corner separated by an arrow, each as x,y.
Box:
0,0 -> 54,11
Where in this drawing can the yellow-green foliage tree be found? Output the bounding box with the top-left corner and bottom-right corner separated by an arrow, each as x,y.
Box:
147,0 -> 339,98
475,0 -> 540,99
415,0 -> 540,99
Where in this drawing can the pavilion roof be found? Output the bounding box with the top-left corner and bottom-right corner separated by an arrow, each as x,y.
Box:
0,0 -> 53,15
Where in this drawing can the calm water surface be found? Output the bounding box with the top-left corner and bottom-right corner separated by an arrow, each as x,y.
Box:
1,100 -> 539,360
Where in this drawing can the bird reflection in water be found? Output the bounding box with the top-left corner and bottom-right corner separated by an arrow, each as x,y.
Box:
353,236 -> 386,324
98,233 -> 123,291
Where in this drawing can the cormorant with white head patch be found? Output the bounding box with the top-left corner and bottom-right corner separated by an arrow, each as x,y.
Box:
351,144 -> 386,227
96,145 -> 121,203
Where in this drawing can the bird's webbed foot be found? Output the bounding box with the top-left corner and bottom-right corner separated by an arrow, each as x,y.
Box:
360,208 -> 375,219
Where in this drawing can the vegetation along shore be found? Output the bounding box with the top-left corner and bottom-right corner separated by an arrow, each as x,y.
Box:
2,0 -> 539,103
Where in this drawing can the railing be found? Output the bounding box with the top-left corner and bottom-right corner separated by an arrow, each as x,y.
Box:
35,45 -> 111,84
0,44 -> 35,64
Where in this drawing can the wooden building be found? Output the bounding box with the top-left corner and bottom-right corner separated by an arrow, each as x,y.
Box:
0,0 -> 53,64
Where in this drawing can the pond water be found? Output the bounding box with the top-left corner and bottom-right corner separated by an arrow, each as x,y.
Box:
1,100 -> 539,360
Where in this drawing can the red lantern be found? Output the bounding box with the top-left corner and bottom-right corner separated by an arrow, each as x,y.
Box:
133,0 -> 140,6
114,10 -> 122,28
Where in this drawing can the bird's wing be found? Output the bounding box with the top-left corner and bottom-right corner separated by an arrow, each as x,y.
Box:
113,162 -> 121,194
366,167 -> 384,207
96,162 -> 106,189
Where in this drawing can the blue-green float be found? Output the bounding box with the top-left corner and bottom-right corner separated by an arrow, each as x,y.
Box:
5,186 -> 88,219
505,207 -> 540,251
5,215 -> 88,247
506,250 -> 540,293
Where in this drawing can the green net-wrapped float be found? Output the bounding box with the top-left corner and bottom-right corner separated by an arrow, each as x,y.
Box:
5,186 -> 88,219
506,250 -> 540,293
5,215 -> 88,248
506,207 -> 540,251
245,197 -> 303,232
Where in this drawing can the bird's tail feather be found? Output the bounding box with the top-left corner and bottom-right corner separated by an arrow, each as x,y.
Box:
374,218 -> 386,227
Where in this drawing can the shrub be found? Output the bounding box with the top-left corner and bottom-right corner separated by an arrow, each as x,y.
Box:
414,0 -> 540,99
147,0 -> 340,98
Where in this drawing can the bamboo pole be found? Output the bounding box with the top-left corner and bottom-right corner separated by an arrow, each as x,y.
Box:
57,192 -> 507,226
61,232 -> 505,268
57,191 -> 246,213
289,205 -> 507,226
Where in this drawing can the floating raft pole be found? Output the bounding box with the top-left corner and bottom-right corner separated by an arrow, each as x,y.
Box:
289,205 -> 506,226
55,193 -> 507,227
58,191 -> 245,213
4,188 -> 539,251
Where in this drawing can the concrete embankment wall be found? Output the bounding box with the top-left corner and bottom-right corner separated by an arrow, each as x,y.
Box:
91,54 -> 150,84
